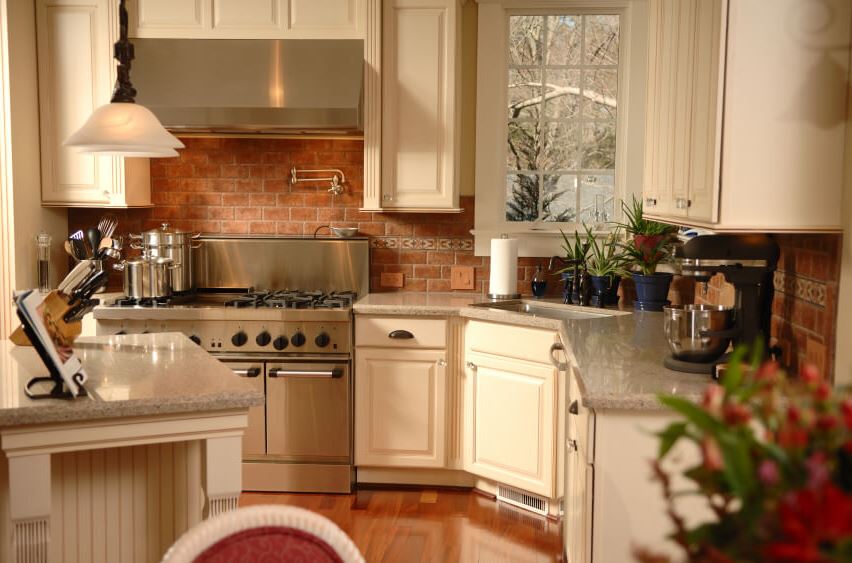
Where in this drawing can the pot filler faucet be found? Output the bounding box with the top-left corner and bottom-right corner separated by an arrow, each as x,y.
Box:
675,234 -> 780,352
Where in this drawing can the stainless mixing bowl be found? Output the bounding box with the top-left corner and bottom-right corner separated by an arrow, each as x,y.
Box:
663,304 -> 736,363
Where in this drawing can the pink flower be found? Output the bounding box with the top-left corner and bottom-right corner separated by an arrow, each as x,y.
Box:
755,361 -> 780,383
723,403 -> 751,425
814,381 -> 831,402
786,405 -> 801,425
805,452 -> 829,489
702,384 -> 724,417
701,436 -> 724,471
816,413 -> 838,432
800,364 -> 821,385
758,459 -> 780,486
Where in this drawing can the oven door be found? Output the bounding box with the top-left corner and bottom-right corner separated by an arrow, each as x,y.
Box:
265,361 -> 350,463
221,361 -> 266,457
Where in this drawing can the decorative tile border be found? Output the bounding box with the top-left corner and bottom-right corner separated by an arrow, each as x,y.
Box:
370,237 -> 473,251
774,271 -> 826,307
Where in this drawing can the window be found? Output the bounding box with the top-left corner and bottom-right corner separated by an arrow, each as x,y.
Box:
474,1 -> 647,257
506,15 -> 620,225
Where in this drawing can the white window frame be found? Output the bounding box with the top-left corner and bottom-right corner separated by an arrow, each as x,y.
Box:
473,0 -> 649,256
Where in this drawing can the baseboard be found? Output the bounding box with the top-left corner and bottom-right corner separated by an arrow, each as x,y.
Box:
356,467 -> 476,488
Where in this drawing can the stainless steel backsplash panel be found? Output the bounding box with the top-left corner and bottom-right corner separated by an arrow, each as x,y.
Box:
193,236 -> 370,296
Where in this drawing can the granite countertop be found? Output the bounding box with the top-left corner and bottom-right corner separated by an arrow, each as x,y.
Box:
354,293 -> 709,411
0,333 -> 264,426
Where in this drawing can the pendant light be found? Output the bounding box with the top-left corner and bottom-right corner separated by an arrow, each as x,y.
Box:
65,0 -> 183,157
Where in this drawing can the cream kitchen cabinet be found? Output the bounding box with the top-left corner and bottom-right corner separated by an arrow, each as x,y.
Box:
36,0 -> 151,207
564,365 -> 710,562
128,0 -> 364,39
354,316 -> 449,468
462,320 -> 562,501
361,0 -> 463,212
355,348 -> 447,467
642,0 -> 850,232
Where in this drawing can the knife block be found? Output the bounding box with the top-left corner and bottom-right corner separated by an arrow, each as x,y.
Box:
10,291 -> 82,347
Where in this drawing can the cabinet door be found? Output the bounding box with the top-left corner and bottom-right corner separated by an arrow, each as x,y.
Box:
565,444 -> 593,563
685,0 -> 724,223
212,0 -> 286,33
643,0 -> 723,223
130,0 -> 210,37
463,351 -> 556,497
381,0 -> 460,210
37,0 -> 151,206
37,0 -> 112,205
288,0 -> 361,37
355,348 -> 446,467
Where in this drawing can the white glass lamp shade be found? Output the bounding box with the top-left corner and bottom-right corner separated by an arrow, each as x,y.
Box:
65,102 -> 184,157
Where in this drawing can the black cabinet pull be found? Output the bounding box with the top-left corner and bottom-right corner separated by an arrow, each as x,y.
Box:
388,330 -> 414,340
569,400 -> 579,415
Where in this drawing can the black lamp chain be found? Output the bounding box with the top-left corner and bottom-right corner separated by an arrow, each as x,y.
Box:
110,0 -> 136,103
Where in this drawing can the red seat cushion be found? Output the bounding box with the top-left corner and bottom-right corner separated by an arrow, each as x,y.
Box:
194,525 -> 345,563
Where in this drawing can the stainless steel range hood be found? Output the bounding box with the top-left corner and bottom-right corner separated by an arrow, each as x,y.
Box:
131,39 -> 363,135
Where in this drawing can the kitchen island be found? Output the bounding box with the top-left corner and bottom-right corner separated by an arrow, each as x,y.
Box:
0,333 -> 263,563
353,293 -> 710,562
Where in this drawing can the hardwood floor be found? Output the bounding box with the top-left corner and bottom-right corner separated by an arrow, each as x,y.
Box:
240,488 -> 564,562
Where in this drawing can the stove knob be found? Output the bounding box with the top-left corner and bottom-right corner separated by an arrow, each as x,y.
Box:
291,331 -> 306,347
315,332 -> 331,348
273,336 -> 289,351
231,331 -> 248,347
256,331 -> 271,347
189,334 -> 201,345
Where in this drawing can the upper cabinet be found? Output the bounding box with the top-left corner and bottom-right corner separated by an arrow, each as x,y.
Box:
36,0 -> 151,207
128,0 -> 364,38
643,0 -> 851,232
362,0 -> 463,213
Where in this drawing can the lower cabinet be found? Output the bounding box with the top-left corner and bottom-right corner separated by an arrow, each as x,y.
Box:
354,347 -> 447,467
462,350 -> 556,497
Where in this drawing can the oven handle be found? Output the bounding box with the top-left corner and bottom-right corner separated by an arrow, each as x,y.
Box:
268,368 -> 343,379
232,368 -> 261,378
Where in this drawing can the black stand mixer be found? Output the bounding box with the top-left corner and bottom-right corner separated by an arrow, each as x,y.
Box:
663,234 -> 780,375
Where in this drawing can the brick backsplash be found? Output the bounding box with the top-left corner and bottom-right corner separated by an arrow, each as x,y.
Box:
695,234 -> 842,380
68,138 -> 843,379
67,137 -> 559,297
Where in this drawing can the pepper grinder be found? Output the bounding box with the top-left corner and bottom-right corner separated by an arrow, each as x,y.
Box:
36,232 -> 51,294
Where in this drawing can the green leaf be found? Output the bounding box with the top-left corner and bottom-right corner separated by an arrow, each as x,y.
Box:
721,346 -> 748,394
716,432 -> 755,498
658,395 -> 724,434
657,422 -> 689,458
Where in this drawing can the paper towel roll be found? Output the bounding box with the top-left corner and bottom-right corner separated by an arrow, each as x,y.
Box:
489,238 -> 519,297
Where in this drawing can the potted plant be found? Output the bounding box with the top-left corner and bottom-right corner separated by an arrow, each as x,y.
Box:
638,348 -> 852,562
618,196 -> 678,311
555,229 -> 590,304
584,225 -> 628,308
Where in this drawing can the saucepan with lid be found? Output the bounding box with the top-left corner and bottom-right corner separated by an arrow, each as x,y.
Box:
114,256 -> 176,300
129,223 -> 202,293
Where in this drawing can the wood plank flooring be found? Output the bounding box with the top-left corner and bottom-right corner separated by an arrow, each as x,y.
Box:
240,488 -> 564,562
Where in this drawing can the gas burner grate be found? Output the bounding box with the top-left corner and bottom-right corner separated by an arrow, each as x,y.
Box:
222,289 -> 357,309
113,296 -> 172,307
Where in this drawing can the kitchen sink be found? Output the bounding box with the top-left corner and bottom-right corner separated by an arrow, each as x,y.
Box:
471,300 -> 627,321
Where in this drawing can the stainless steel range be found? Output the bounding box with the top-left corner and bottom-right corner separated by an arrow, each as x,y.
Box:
93,236 -> 370,493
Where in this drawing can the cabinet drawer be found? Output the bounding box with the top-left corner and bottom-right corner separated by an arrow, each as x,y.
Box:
465,320 -> 557,365
356,316 -> 447,349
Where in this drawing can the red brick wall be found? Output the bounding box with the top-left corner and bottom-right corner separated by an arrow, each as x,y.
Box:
68,138 -> 843,378
67,137 -> 558,296
695,234 -> 842,380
